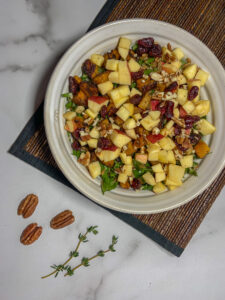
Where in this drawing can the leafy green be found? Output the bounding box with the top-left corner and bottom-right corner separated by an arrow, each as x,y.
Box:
142,184 -> 153,191
100,163 -> 118,194
133,160 -> 152,178
180,58 -> 187,68
65,101 -> 77,110
61,92 -> 73,99
98,66 -> 105,73
113,83 -> 118,88
131,82 -> 137,88
72,150 -> 82,158
81,73 -> 89,81
185,162 -> 198,176
153,67 -> 158,72
146,57 -> 155,65
138,59 -> 144,65
150,89 -> 155,95
201,115 -> 207,120
132,43 -> 138,51
113,159 -> 123,170
144,69 -> 153,75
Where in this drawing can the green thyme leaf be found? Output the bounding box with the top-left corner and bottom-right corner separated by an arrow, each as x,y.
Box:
97,250 -> 105,257
81,257 -> 90,267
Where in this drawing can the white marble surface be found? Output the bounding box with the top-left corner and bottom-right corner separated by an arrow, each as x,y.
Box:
0,1 -> 225,299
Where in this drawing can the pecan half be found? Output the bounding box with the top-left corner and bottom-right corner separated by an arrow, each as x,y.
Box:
20,223 -> 42,245
17,194 -> 38,218
50,210 -> 75,229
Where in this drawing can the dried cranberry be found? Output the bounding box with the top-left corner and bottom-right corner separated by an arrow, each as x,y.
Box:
174,124 -> 182,135
164,81 -> 178,93
142,81 -> 157,94
137,37 -> 154,48
72,128 -> 81,140
141,111 -> 149,118
188,86 -> 199,100
97,137 -> 113,150
71,140 -> 80,150
157,102 -> 166,115
69,76 -> 78,95
175,140 -> 188,152
189,133 -> 201,145
165,101 -> 174,119
130,94 -> 142,105
82,59 -> 96,78
137,46 -> 149,55
149,44 -> 162,57
158,116 -> 165,129
184,115 -> 200,129
100,105 -> 107,118
131,70 -> 144,80
131,178 -> 141,190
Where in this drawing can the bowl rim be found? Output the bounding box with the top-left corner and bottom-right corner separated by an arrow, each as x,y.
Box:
44,18 -> 225,214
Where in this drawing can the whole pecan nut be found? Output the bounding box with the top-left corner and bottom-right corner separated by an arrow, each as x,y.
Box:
20,223 -> 42,245
17,194 -> 38,218
50,210 -> 75,229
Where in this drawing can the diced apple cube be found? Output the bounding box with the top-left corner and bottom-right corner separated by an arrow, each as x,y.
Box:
162,47 -> 172,59
155,172 -> 166,183
128,58 -> 141,72
108,71 -> 120,84
79,140 -> 87,146
171,60 -> 181,69
173,108 -> 179,119
98,81 -> 113,95
149,111 -> 160,120
116,106 -> 130,121
109,88 -> 121,101
120,153 -> 127,164
91,54 -> 104,67
101,148 -> 121,162
183,64 -> 197,80
168,164 -> 185,185
143,172 -> 156,186
192,100 -> 210,117
182,101 -> 195,114
177,89 -> 188,105
147,144 -> 160,161
177,74 -> 187,85
140,116 -> 160,131
153,182 -> 167,194
195,69 -> 209,86
180,155 -> 193,168
123,118 -> 136,129
167,150 -> 176,164
118,61 -> 131,85
135,153 -> 148,164
123,103 -> 134,116
88,161 -> 101,179
64,120 -> 77,133
76,106 -> 85,113
165,177 -> 182,186
113,97 -> 129,108
87,138 -> 98,148
112,124 -> 120,130
88,97 -> 109,113
118,37 -> 131,49
110,130 -> 131,148
188,79 -> 201,89
105,59 -> 119,71
126,156 -> 132,165
172,48 -> 184,60
122,165 -> 133,176
90,127 -> 99,139
118,173 -> 128,184
162,63 -> 178,74
133,113 -> 142,121
63,111 -> 76,121
118,85 -> 130,97
168,185 -> 178,191
165,120 -> 174,130
125,129 -> 137,139
85,109 -> 98,119
159,137 -> 176,150
158,150 -> 168,163
152,163 -> 164,173
118,47 -> 129,60
130,88 -> 142,97
196,119 -> 216,135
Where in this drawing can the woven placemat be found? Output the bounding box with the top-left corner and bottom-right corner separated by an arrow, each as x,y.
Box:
9,0 -> 225,256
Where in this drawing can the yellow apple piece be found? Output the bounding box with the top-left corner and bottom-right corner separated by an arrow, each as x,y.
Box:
122,165 -> 133,176
188,79 -> 201,89
152,163 -> 164,173
88,97 -> 109,113
109,88 -> 121,101
90,127 -> 99,139
63,111 -> 76,121
192,100 -> 210,117
196,119 -> 216,135
159,137 -> 176,150
149,111 -> 160,120
64,120 -> 77,133
130,87 -> 142,97
165,177 -> 182,187
177,74 -> 187,85
177,88 -> 188,105
118,61 -> 131,85
118,173 -> 128,184
116,106 -> 130,121
155,172 -> 166,183
162,46 -> 172,59
162,63 -> 178,74
118,37 -> 131,49
195,69 -> 209,86
167,150 -> 176,164
142,172 -> 156,186
123,103 -> 134,116
133,113 -> 142,121
123,118 -> 136,130
140,115 -> 160,131
90,54 -> 104,67
87,138 -> 98,148
105,59 -> 119,71
135,153 -> 148,164
147,144 -> 160,161
113,96 -> 129,108
171,60 -> 181,69
153,182 -> 167,194
182,101 -> 195,114
183,64 -> 197,80
96,148 -> 121,162
168,164 -> 185,185
117,85 -> 130,97
118,47 -> 129,60
125,129 -> 137,139
172,48 -> 184,60
97,81 -> 113,95
158,150 -> 169,163
165,120 -> 174,130
180,155 -> 193,168
128,58 -> 141,72
85,108 -> 98,119
88,161 -> 101,179
110,130 -> 131,148
108,71 -> 120,84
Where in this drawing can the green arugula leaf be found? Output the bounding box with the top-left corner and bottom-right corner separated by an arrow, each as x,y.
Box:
144,69 -> 153,75
100,163 -> 118,194
131,82 -> 137,88
113,159 -> 123,170
133,159 -> 152,178
61,92 -> 73,99
72,150 -> 82,158
146,57 -> 155,65
142,184 -> 153,191
132,43 -> 138,51
138,59 -> 144,65
81,73 -> 89,81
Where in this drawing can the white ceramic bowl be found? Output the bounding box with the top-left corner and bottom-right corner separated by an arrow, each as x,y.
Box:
44,19 -> 225,214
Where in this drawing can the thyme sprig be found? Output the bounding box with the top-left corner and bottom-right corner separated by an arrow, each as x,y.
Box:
64,235 -> 118,276
41,225 -> 98,279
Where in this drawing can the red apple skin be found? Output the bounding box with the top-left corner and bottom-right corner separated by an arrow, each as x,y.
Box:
115,129 -> 127,136
88,96 -> 108,104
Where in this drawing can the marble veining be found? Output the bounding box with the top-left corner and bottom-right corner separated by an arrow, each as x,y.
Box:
0,1 -> 225,299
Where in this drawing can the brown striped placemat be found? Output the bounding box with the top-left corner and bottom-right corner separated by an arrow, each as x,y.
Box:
9,0 -> 225,256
